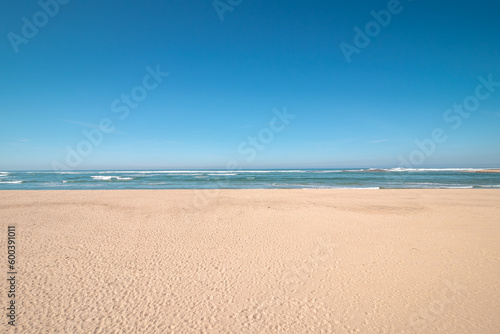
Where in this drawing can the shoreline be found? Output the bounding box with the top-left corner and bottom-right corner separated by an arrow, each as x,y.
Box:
464,169 -> 500,173
2,189 -> 499,333
2,169 -> 500,191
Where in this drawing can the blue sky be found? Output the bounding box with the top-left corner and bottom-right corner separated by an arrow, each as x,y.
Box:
1,0 -> 499,170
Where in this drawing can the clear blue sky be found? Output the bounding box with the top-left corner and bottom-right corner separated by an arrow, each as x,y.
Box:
1,0 -> 499,170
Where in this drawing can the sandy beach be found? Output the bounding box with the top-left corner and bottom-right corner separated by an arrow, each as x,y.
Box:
465,169 -> 500,173
1,190 -> 499,333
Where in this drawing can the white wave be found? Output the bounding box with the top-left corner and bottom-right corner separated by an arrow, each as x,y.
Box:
24,171 -> 91,174
397,183 -> 475,189
0,181 -> 22,184
418,168 -> 483,172
235,170 -> 306,173
97,170 -> 211,174
91,176 -> 132,181
385,167 -> 486,172
406,185 -> 474,189
58,171 -> 86,174
384,168 -> 408,172
98,171 -> 142,173
309,170 -> 342,173
302,186 -> 380,189
476,185 -> 500,188
207,173 -> 237,176
95,170 -> 307,174
271,183 -> 379,189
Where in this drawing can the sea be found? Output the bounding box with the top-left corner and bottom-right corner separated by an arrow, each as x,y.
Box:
1,168 -> 500,190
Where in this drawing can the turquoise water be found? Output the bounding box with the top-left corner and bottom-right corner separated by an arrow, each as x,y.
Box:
1,168 -> 499,190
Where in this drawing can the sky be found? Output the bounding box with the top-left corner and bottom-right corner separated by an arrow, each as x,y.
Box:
1,0 -> 499,170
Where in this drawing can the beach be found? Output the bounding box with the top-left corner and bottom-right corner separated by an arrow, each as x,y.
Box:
1,189 -> 499,333
465,169 -> 500,173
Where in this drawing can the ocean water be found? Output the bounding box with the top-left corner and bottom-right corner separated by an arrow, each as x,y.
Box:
1,168 -> 499,190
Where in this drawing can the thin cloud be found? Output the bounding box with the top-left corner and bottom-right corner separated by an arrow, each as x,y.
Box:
63,120 -> 126,134
368,139 -> 388,144
63,119 -> 102,129
15,138 -> 29,142
164,140 -> 185,146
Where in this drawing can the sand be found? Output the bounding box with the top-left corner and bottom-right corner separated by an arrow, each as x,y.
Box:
465,169 -> 500,173
1,190 -> 499,333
